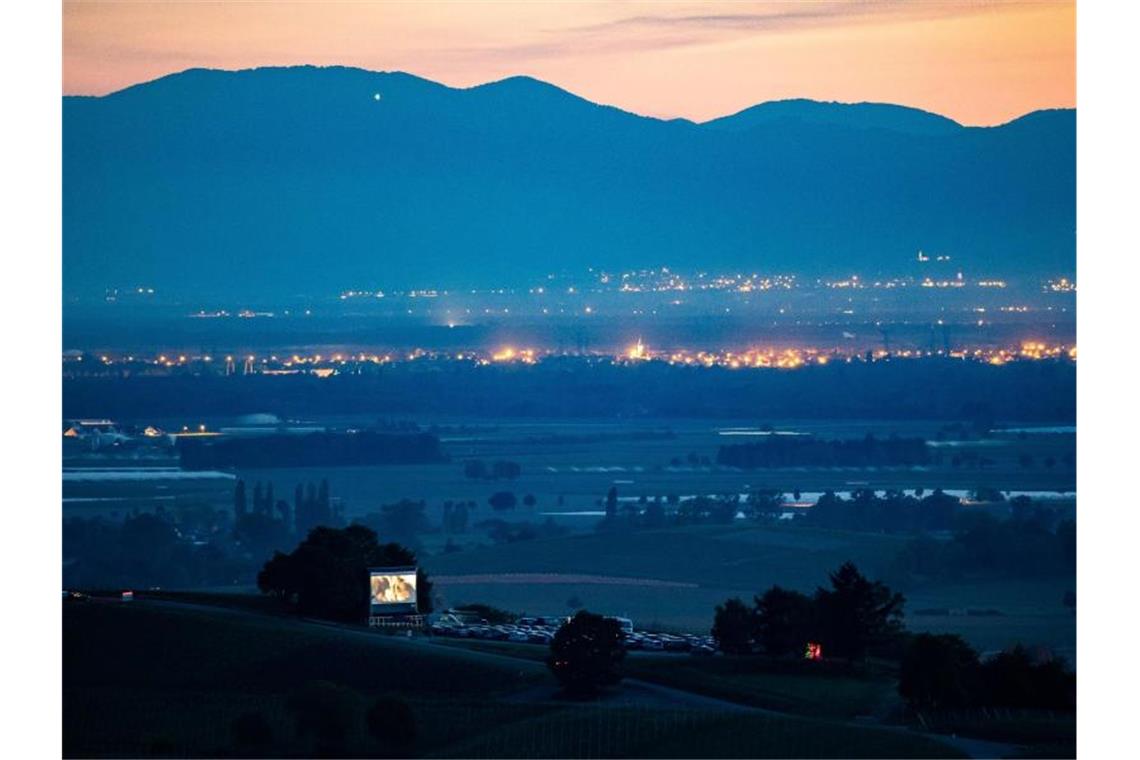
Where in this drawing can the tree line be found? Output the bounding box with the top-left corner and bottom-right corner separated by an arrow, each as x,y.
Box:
711,561 -> 1074,713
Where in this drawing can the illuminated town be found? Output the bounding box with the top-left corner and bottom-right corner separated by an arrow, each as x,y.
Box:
63,339 -> 1076,377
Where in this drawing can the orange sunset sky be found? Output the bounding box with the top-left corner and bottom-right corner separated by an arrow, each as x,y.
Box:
63,0 -> 1075,126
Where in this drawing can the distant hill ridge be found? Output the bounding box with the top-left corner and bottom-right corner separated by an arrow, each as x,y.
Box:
64,65 -> 1075,298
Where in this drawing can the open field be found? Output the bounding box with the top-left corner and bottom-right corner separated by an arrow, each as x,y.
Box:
424,522 -> 1075,659
63,417 -> 1075,524
63,600 -> 966,758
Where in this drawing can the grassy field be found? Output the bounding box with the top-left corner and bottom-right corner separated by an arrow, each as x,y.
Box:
65,418 -> 1074,523
432,637 -> 897,721
424,521 -> 1075,660
63,600 -> 966,758
431,704 -> 965,759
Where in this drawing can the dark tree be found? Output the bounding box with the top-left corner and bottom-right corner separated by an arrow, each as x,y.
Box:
899,634 -> 980,710
275,499 -> 291,528
234,479 -> 247,518
711,597 -> 757,655
257,524 -> 433,621
234,509 -> 291,560
815,562 -> 906,661
488,491 -> 517,511
547,610 -> 626,697
754,586 -> 815,657
258,551 -> 297,601
365,696 -> 417,756
523,493 -> 537,508
318,479 -> 330,515
979,646 -> 1075,710
463,460 -> 488,479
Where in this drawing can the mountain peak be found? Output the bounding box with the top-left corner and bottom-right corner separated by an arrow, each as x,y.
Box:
701,98 -> 962,136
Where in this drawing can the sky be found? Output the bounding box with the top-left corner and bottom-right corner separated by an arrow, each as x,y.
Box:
63,0 -> 1074,126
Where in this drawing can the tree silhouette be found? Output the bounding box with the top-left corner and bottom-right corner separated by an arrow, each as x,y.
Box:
605,487 -> 618,519
233,480 -> 247,518
488,491 -> 517,511
257,524 -> 433,621
547,610 -> 625,697
899,633 -> 980,709
815,562 -> 905,661
755,586 -> 815,657
711,597 -> 756,655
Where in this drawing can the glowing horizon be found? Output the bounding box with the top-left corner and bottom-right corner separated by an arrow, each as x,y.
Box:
64,0 -> 1074,127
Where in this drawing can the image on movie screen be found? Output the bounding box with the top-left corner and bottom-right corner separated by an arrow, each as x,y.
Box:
370,571 -> 417,608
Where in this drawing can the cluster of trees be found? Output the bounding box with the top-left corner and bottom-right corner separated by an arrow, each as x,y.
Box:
595,489 -> 792,532
474,517 -> 569,544
711,562 -> 906,661
463,459 -> 521,480
354,500 -> 430,547
900,635 -> 1074,712
180,431 -> 446,469
485,490 -> 538,511
597,489 -> 787,532
258,524 -> 433,622
709,560 -> 1075,714
441,501 -> 474,533
889,511 -> 1076,584
803,489 -> 961,533
63,510 -> 246,589
232,478 -> 340,560
717,434 -> 930,469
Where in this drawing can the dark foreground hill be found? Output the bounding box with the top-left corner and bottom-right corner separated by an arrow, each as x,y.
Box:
63,599 -> 964,758
64,66 -> 1074,299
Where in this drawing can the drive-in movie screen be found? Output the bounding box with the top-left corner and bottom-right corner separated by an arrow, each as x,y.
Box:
369,569 -> 417,613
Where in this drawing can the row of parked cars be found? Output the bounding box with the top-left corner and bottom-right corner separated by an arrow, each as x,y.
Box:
625,631 -> 717,655
428,614 -> 717,656
429,619 -> 558,644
